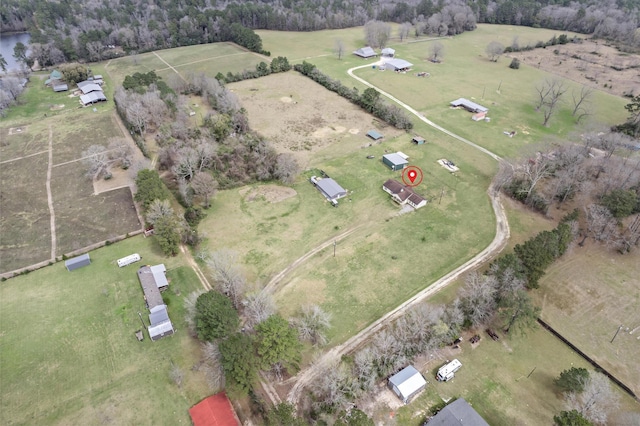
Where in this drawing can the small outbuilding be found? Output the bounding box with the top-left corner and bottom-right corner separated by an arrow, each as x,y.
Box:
65,253 -> 91,271
381,47 -> 395,57
384,58 -> 413,72
412,136 -> 425,145
366,130 -> 383,140
450,98 -> 488,113
382,153 -> 409,171
117,253 -> 141,267
425,398 -> 489,426
388,365 -> 427,404
80,91 -> 107,106
353,46 -> 377,58
189,392 -> 241,426
53,84 -> 68,92
147,304 -> 175,341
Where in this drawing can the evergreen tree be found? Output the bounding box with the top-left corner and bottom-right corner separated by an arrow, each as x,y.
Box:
195,291 -> 240,341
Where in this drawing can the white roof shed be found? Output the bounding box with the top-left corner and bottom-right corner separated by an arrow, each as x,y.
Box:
388,366 -> 427,404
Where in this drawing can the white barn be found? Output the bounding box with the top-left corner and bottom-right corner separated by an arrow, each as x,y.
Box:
388,365 -> 427,404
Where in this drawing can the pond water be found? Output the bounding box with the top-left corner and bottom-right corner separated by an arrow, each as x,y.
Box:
0,33 -> 30,73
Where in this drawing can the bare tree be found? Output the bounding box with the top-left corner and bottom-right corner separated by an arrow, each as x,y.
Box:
201,341 -> 225,390
364,20 -> 391,49
190,171 -> 218,208
485,41 -> 505,62
145,199 -> 174,225
205,249 -> 246,308
335,39 -> 345,60
169,362 -> 184,388
296,305 -> 332,346
310,363 -> 355,412
371,330 -> 407,377
430,41 -> 444,62
242,291 -> 276,329
571,86 -> 594,123
534,79 -> 567,126
459,271 -> 497,326
521,151 -> 555,199
585,204 -> 618,243
184,290 -> 205,334
398,22 -> 412,42
81,145 -> 110,179
274,153 -> 300,184
353,348 -> 377,391
564,372 -> 620,424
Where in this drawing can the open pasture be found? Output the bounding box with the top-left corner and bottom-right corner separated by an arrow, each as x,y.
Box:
106,42 -> 265,85
202,72 -> 497,344
260,25 -> 629,159
0,237 -> 210,425
0,109 -> 140,274
532,243 -> 640,395
392,325 -> 640,425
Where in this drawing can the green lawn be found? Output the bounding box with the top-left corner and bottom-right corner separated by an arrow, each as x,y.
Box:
391,325 -> 640,425
0,236 -> 210,425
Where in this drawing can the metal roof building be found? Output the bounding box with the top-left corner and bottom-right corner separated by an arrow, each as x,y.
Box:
53,84 -> 68,92
388,365 -> 427,404
450,98 -> 489,113
137,265 -> 166,310
382,47 -> 395,57
382,153 -> 409,171
148,304 -> 174,341
353,46 -> 377,58
367,130 -> 383,140
426,398 -> 489,426
384,58 -> 413,71
65,253 -> 91,271
315,178 -> 347,201
80,91 -> 107,106
189,393 -> 241,426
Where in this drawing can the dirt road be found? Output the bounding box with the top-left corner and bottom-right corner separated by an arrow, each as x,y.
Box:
285,64 -> 510,405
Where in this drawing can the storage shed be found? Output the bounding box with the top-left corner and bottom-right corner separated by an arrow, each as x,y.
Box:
53,84 -> 68,92
412,136 -> 425,145
450,98 -> 488,113
367,130 -> 383,140
388,366 -> 427,404
381,47 -> 395,57
65,253 -> 91,271
382,153 -> 409,171
384,58 -> 413,71
353,47 -> 377,58
147,304 -> 175,341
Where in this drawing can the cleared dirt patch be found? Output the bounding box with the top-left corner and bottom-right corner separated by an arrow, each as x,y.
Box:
229,72 -> 404,167
239,184 -> 297,203
510,38 -> 640,98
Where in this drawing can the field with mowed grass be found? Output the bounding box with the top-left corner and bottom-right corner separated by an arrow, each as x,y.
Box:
105,42 -> 266,85
0,236 -> 211,425
0,75 -> 140,274
260,25 -> 628,159
390,325 -> 640,425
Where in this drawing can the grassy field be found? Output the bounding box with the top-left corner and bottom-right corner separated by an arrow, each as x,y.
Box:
0,75 -> 140,273
0,236 -> 211,425
105,42 -> 265,86
391,325 -> 640,425
260,25 -> 629,159
531,243 -> 640,395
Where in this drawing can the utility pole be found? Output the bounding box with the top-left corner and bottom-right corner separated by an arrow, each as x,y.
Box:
138,312 -> 146,329
333,240 -> 336,257
439,187 -> 444,204
610,324 -> 623,343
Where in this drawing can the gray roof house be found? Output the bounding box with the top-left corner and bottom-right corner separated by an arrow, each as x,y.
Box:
450,98 -> 488,113
137,265 -> 167,310
53,83 -> 68,92
388,365 -> 427,404
315,178 -> 347,201
353,46 -> 377,58
384,58 -> 413,71
148,304 -> 175,341
65,253 -> 91,271
78,82 -> 103,94
381,47 -> 395,57
80,91 -> 107,106
426,398 -> 489,426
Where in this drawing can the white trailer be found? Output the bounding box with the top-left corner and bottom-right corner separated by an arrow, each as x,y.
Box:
436,359 -> 462,382
117,253 -> 141,267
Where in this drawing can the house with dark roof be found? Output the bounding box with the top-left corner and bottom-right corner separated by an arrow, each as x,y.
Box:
382,179 -> 427,209
353,47 -> 377,58
450,98 -> 488,113
426,398 -> 489,426
189,392 -> 241,426
382,153 -> 409,171
388,365 -> 427,404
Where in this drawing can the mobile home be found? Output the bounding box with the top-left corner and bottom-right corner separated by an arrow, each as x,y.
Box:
117,253 -> 141,267
436,359 -> 462,382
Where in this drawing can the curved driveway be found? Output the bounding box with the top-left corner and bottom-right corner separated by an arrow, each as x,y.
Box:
285,62 -> 511,405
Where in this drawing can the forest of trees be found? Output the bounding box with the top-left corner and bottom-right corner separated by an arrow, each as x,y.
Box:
1,0 -> 639,67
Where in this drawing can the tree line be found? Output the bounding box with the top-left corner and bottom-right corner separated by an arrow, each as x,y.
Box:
2,0 -> 639,68
294,61 -> 414,130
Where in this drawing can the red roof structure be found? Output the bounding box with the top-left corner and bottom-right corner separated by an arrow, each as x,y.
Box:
189,392 -> 241,426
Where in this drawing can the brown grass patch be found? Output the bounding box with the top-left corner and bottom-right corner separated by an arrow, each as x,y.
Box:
239,184 -> 297,203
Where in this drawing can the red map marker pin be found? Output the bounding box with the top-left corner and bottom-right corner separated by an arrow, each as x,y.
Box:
402,166 -> 423,187
408,170 -> 417,183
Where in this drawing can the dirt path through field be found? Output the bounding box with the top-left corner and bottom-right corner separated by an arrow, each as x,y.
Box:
45,124 -> 57,260
285,63 -> 510,406
152,51 -> 187,82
